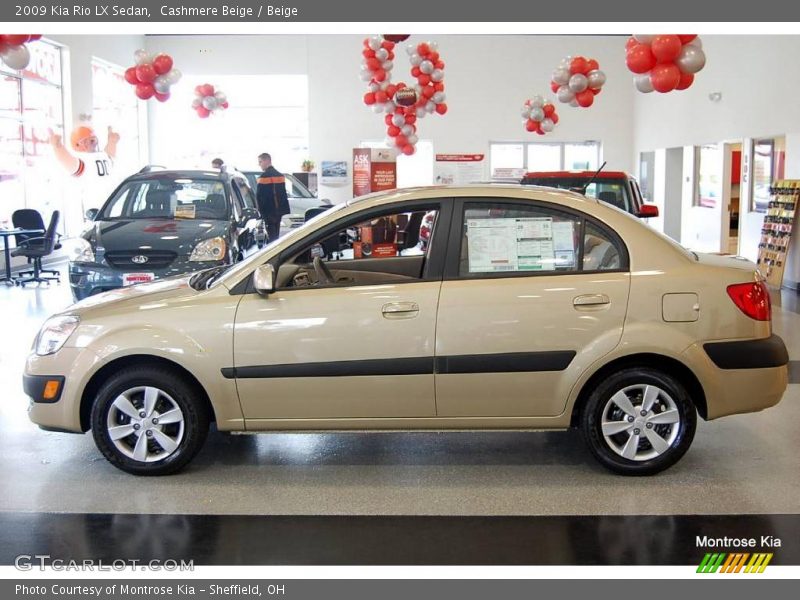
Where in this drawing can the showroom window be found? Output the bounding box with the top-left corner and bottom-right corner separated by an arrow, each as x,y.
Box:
150,74 -> 309,174
489,141 -> 601,178
0,40 -> 66,230
751,136 -> 785,213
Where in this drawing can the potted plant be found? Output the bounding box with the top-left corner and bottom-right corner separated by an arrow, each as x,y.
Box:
301,159 -> 315,172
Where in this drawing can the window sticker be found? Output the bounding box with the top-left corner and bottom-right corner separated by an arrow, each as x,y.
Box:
467,216 -> 561,273
551,221 -> 576,268
175,204 -> 196,219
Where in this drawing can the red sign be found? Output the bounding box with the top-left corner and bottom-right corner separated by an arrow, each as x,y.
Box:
352,148 -> 397,197
352,148 -> 371,197
435,154 -> 485,162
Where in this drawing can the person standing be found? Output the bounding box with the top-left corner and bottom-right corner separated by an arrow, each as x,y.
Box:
256,152 -> 290,243
211,158 -> 224,169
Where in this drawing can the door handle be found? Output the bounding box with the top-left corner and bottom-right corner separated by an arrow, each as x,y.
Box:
573,294 -> 610,307
382,302 -> 419,319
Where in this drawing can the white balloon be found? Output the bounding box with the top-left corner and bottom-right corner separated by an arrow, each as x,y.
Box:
428,41 -> 439,52
568,73 -> 588,93
214,91 -> 227,103
191,98 -> 202,109
384,101 -> 396,113
676,45 -> 706,74
521,106 -> 532,119
557,86 -> 575,103
0,44 -> 30,70
153,76 -> 170,94
633,34 -> 654,44
359,70 -> 373,82
134,48 -> 150,65
530,95 -> 545,108
392,113 -> 405,127
530,107 -> 545,122
634,73 -> 654,93
552,67 -> 571,86
426,101 -> 436,113
433,91 -> 446,103
401,124 -> 414,136
410,53 -> 422,66
166,68 -> 182,84
420,60 -> 434,74
368,35 -> 382,50
688,37 -> 703,49
587,70 -> 606,89
406,43 -> 416,55
375,48 -> 389,61
372,103 -> 385,114
431,69 -> 444,82
407,134 -> 418,145
540,118 -> 555,132
416,109 -> 427,119
383,60 -> 393,71
202,96 -> 218,110
369,82 -> 381,92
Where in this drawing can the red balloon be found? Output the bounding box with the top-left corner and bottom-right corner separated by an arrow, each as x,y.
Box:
135,64 -> 156,83
362,48 -> 376,59
222,102 -> 229,109
536,129 -> 546,136
434,82 -> 445,92
402,145 -> 415,156
651,35 -> 682,63
418,74 -> 431,86
411,67 -> 421,78
625,37 -> 638,50
386,84 -> 397,97
374,69 -> 386,82
135,83 -> 155,100
200,83 -> 215,96
363,92 -> 376,105
429,51 -> 440,63
381,40 -> 395,50
3,34 -> 31,45
152,53 -> 173,75
576,89 -> 594,107
543,104 -> 555,117
197,106 -> 210,118
586,59 -> 599,72
422,86 -> 436,99
678,34 -> 697,44
435,60 -> 445,70
417,43 -> 430,56
405,114 -> 416,124
395,135 -> 408,147
383,35 -> 410,42
154,92 -> 170,103
124,66 -> 139,84
551,113 -> 559,124
525,120 -> 538,132
194,85 -> 204,95
384,115 -> 394,126
375,91 -> 388,103
388,126 -> 401,137
550,81 -> 560,93
650,63 -> 681,92
570,56 -> 589,75
676,72 -> 694,90
387,51 -> 395,60
28,34 -> 42,41
435,103 -> 447,115
590,87 -> 601,95
366,57 -> 381,71
626,43 -> 656,74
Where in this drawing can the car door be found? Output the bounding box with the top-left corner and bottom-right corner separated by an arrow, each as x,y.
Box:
434,198 -> 630,418
232,200 -> 451,422
231,178 -> 259,255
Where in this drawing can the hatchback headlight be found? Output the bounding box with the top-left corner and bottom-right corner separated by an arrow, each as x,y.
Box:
71,238 -> 95,263
190,237 -> 227,262
35,316 -> 80,356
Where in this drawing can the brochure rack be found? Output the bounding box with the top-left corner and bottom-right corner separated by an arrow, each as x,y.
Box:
757,180 -> 800,287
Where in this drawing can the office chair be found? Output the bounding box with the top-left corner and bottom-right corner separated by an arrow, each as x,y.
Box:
12,210 -> 61,286
12,209 -> 61,278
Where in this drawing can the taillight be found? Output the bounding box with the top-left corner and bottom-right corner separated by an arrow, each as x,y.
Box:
726,281 -> 771,321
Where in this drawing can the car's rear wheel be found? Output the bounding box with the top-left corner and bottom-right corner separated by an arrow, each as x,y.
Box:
580,367 -> 696,475
90,366 -> 210,476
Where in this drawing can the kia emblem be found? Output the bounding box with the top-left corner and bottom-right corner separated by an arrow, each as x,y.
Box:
131,255 -> 149,264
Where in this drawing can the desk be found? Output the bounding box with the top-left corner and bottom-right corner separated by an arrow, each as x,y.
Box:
0,228 -> 45,284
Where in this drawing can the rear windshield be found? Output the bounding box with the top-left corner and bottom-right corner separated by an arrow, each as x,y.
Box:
101,178 -> 229,221
523,177 -> 633,213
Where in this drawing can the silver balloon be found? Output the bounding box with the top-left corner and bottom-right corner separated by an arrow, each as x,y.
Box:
153,76 -> 170,94
214,91 -> 227,104
570,99 -> 580,107
552,67 -> 571,86
202,96 -> 218,110
0,44 -> 30,70
428,41 -> 439,52
410,53 -> 422,67
633,34 -> 654,44
568,73 -> 588,93
166,68 -> 182,84
433,91 -> 446,103
401,124 -> 414,136
408,134 -> 419,145
191,98 -> 202,109
406,43 -> 416,55
634,73 -> 654,93
372,104 -> 385,114
676,45 -> 706,74
557,86 -> 575,103
521,106 -> 531,118
383,101 -> 396,113
426,100 -> 436,113
385,136 -> 396,147
419,60 -> 434,75
359,70 -> 373,82
369,82 -> 381,92
540,118 -> 555,132
530,107 -> 545,122
530,95 -> 545,108
383,60 -> 394,72
587,70 -> 606,89
368,35 -> 382,50
133,48 -> 150,65
392,113 -> 405,127
416,109 -> 426,119
688,37 -> 703,49
431,69 -> 444,82
375,48 -> 389,61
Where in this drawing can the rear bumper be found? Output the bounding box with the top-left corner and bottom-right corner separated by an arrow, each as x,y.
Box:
704,334 -> 789,369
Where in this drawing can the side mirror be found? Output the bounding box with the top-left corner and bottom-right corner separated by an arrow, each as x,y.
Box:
85,208 -> 99,221
253,263 -> 275,295
637,204 -> 659,218
238,208 -> 259,227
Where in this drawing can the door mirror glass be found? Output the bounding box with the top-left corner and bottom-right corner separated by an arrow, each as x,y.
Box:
85,208 -> 99,221
253,263 -> 275,295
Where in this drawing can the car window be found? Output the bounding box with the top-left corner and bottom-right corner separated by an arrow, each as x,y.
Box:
285,175 -> 313,199
459,203 -> 580,276
101,178 -> 229,221
583,221 -> 622,271
233,178 -> 257,210
524,177 -> 633,213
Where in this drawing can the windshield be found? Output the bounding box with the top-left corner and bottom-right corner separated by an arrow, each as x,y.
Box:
524,177 -> 633,212
100,178 -> 229,221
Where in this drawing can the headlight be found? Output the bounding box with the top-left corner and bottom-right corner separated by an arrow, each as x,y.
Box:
71,238 -> 95,262
35,316 -> 80,356
190,237 -> 227,262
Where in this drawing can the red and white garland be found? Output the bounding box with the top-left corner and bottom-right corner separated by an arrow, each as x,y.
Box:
521,95 -> 559,135
192,83 -> 229,118
626,35 -> 706,94
361,35 -> 447,156
550,55 -> 607,108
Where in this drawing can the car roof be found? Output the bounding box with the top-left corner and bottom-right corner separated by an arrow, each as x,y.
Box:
126,169 -> 246,182
523,170 -> 630,179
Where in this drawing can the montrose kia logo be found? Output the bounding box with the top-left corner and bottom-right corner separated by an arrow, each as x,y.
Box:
697,552 -> 774,573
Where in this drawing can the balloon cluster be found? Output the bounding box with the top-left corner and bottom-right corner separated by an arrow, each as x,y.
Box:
0,34 -> 42,71
124,49 -> 182,102
360,35 -> 447,156
626,35 -> 706,93
521,95 -> 559,135
192,84 -> 229,118
551,55 -> 607,108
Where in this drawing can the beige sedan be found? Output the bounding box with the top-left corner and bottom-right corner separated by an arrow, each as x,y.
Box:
24,185 -> 788,475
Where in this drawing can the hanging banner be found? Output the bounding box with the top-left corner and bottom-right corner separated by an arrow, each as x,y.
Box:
435,154 -> 485,185
353,148 -> 397,197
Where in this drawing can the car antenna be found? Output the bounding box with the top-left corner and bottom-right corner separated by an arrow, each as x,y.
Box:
580,161 -> 607,195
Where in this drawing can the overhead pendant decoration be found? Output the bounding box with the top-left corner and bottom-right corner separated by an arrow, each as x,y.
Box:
626,35 -> 706,94
192,83 -> 229,118
124,49 -> 182,102
0,34 -> 42,71
521,95 -> 559,136
360,35 -> 447,156
551,55 -> 607,108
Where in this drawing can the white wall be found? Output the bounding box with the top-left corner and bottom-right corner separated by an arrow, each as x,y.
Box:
147,34 -> 635,204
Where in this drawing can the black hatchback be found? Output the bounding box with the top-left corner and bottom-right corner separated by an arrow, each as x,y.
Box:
69,168 -> 261,301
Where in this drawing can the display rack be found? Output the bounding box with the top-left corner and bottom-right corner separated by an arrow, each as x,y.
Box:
756,179 -> 800,287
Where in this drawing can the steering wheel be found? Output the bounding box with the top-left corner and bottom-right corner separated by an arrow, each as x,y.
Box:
312,256 -> 335,284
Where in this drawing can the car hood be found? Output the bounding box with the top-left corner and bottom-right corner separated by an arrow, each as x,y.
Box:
85,219 -> 230,255
66,273 -> 198,316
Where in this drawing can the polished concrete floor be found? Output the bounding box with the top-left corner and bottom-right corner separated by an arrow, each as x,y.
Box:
1,266 -> 799,517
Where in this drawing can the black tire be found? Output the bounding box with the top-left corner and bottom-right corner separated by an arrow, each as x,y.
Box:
90,366 -> 210,476
580,367 -> 697,476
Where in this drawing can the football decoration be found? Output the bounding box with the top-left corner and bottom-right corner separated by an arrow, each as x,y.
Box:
551,55 -> 607,108
192,84 -> 229,118
124,49 -> 181,102
626,35 -> 706,94
360,35 -> 447,156
521,95 -> 559,135
0,34 -> 42,71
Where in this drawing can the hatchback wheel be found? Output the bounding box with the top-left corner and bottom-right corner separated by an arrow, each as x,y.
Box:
90,367 -> 210,475
581,368 -> 696,475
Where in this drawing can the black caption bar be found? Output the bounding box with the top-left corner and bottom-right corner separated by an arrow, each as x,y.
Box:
1,0 -> 798,22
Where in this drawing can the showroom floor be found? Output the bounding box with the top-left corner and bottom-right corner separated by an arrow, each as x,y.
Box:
1,264 -> 799,520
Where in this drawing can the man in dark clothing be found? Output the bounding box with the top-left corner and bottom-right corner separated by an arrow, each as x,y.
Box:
256,152 -> 290,242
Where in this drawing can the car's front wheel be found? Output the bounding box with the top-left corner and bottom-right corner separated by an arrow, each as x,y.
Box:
580,367 -> 697,475
90,366 -> 210,475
